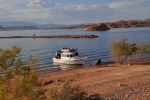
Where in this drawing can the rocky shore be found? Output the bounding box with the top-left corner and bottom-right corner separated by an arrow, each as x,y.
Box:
85,23 -> 110,31
38,60 -> 150,100
106,20 -> 150,28
0,34 -> 98,38
71,20 -> 150,30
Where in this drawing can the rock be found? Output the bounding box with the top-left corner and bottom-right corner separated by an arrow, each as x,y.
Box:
85,23 -> 110,31
38,79 -> 54,86
125,94 -> 129,98
45,80 -> 54,85
118,83 -> 126,86
56,79 -> 65,83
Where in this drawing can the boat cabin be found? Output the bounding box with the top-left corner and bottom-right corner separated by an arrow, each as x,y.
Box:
55,48 -> 78,59
53,48 -> 87,65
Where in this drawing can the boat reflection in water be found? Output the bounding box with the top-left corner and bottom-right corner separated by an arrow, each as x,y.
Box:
53,62 -> 84,71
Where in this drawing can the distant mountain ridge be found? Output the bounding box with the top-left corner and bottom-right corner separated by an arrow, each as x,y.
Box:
70,19 -> 150,29
0,22 -> 72,31
0,18 -> 149,31
37,24 -> 71,29
0,22 -> 70,29
0,22 -> 39,27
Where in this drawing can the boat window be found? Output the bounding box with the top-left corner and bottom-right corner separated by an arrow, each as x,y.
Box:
62,54 -> 69,57
75,52 -> 78,56
56,52 -> 61,59
70,54 -> 75,57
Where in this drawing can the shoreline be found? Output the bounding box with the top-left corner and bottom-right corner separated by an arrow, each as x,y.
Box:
38,60 -> 150,99
0,34 -> 98,38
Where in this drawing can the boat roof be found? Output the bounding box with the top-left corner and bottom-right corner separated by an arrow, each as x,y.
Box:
62,52 -> 73,54
57,48 -> 78,53
57,51 -> 77,54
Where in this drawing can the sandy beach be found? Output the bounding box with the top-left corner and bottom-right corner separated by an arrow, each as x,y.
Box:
38,61 -> 150,100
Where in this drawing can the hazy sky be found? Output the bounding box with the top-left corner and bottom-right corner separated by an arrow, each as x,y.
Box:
0,0 -> 150,24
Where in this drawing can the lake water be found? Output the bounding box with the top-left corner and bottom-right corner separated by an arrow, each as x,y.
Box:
0,27 -> 150,73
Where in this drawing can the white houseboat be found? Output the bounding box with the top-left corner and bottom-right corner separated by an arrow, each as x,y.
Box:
53,48 -> 87,65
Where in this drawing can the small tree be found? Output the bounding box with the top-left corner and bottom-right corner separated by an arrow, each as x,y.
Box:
126,43 -> 137,61
0,45 -> 45,100
137,43 -> 150,60
109,38 -> 137,64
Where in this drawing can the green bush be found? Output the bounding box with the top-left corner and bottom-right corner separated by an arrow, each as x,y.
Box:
0,45 -> 45,100
110,38 -> 136,64
137,43 -> 150,60
110,38 -> 150,64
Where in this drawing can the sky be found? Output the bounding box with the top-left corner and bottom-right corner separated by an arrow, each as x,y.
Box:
0,0 -> 150,24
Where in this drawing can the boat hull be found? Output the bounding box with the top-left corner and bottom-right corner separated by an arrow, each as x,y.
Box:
53,57 -> 87,65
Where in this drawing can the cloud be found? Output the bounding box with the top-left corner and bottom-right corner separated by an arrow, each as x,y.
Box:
112,6 -> 150,20
26,0 -> 46,9
108,0 -> 143,10
0,0 -> 149,24
0,0 -> 55,21
3,9 -> 53,20
107,0 -> 150,21
0,0 -> 30,9
72,4 -> 103,11
26,1 -> 103,11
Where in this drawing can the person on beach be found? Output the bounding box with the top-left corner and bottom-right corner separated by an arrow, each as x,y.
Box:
97,58 -> 101,67
93,58 -> 101,67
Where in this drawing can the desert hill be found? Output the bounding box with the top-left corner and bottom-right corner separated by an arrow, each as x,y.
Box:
71,19 -> 150,29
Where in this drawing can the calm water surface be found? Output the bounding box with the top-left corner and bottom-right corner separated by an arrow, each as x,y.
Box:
0,27 -> 150,73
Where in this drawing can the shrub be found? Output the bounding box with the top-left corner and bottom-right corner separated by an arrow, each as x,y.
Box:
110,38 -> 150,64
137,43 -> 150,60
0,45 -> 45,100
110,38 -> 137,64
